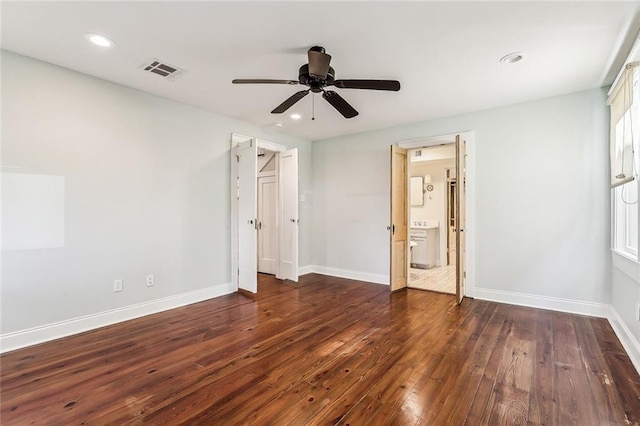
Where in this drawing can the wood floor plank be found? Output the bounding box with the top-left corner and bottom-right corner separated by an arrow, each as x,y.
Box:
551,311 -> 582,368
482,382 -> 530,425
2,273 -> 639,424
527,309 -> 554,425
573,315 -> 626,425
604,351 -> 640,424
431,303 -> 505,425
553,364 -> 601,425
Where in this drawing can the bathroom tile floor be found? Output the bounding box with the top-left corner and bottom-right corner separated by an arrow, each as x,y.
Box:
409,262 -> 456,294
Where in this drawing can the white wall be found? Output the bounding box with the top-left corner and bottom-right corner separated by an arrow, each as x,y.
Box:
1,51 -> 312,335
311,88 -> 610,305
611,262 -> 640,333
409,160 -> 454,224
610,239 -> 640,370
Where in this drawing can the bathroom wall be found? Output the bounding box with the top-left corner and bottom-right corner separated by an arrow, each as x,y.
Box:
409,158 -> 455,266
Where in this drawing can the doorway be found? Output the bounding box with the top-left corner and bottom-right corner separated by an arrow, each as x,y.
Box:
407,144 -> 457,295
389,132 -> 473,303
257,149 -> 277,275
230,134 -> 299,295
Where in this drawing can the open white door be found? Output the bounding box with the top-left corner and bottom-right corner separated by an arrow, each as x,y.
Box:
238,140 -> 258,293
455,135 -> 466,304
278,148 -> 299,282
390,145 -> 408,291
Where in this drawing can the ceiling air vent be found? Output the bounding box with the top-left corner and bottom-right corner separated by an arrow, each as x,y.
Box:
141,59 -> 186,81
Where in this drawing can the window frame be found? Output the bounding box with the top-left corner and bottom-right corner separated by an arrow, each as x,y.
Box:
611,66 -> 640,261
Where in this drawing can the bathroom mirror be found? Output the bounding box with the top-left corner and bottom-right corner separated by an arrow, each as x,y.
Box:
410,176 -> 424,206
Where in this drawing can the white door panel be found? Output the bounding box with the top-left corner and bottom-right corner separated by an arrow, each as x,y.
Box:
258,175 -> 277,274
278,148 -> 298,282
238,140 -> 257,293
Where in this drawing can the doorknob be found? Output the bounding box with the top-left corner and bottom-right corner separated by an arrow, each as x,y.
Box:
387,225 -> 391,231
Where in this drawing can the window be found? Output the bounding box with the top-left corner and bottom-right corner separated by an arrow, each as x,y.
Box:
613,177 -> 638,258
611,62 -> 640,259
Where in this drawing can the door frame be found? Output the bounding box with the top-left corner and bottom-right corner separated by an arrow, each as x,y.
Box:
230,133 -> 290,292
397,131 -> 475,299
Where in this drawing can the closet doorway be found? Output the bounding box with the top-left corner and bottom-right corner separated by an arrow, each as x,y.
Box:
257,150 -> 277,275
231,134 -> 299,295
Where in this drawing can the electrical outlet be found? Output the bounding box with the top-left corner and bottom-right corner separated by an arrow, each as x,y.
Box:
146,274 -> 154,287
113,279 -> 123,292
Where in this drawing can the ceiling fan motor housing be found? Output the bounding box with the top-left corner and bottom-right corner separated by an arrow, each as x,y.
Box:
299,64 -> 335,92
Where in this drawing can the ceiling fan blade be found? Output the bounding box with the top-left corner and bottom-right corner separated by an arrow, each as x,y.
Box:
271,90 -> 310,114
232,79 -> 299,85
308,49 -> 332,79
333,79 -> 401,91
322,90 -> 358,119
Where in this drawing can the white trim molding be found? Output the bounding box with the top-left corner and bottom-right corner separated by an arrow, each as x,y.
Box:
299,265 -> 388,285
612,249 -> 640,282
0,282 -> 235,353
474,287 -> 609,318
298,265 -> 315,276
608,305 -> 640,374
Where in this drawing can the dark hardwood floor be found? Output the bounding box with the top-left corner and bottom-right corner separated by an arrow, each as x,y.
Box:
2,273 -> 640,425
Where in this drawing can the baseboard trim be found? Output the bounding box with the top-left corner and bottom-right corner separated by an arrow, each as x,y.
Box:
473,287 -> 609,318
298,265 -> 315,276
300,265 -> 388,285
8,274 -> 637,378
0,282 -> 235,353
608,306 -> 640,375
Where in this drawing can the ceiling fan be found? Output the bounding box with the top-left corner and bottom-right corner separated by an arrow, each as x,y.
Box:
232,46 -> 401,119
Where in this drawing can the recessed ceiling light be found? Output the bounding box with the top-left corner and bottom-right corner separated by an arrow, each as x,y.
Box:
290,113 -> 301,120
499,52 -> 525,64
84,33 -> 114,48
275,121 -> 284,127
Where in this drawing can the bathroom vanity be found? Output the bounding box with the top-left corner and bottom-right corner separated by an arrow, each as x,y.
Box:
410,221 -> 438,269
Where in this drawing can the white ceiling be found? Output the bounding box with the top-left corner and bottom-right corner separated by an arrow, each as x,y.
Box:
2,1 -> 639,141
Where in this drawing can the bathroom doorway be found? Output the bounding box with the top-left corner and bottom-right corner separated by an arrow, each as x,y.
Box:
390,132 -> 472,303
407,144 -> 457,294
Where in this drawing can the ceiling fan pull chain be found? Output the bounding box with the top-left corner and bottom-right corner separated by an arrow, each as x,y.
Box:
312,93 -> 315,121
